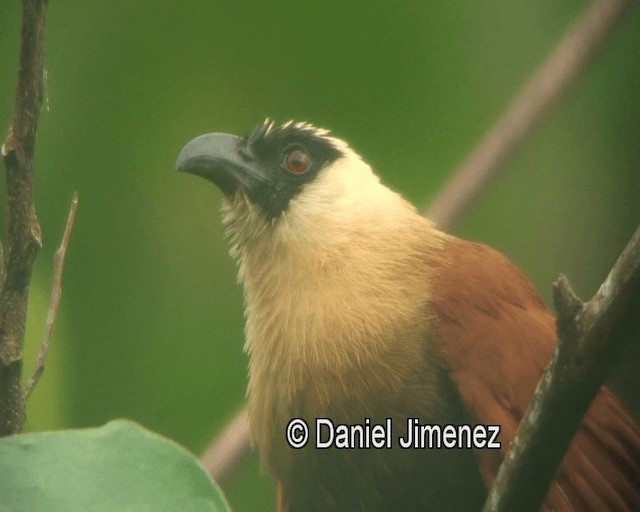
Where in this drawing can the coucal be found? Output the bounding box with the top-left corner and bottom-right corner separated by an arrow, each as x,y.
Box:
177,120 -> 640,511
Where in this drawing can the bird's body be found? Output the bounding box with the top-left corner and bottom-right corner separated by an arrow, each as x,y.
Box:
177,120 -> 640,511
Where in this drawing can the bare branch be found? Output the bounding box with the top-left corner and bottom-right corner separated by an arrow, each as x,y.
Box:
0,0 -> 49,436
200,408 -> 252,485
199,0 -> 634,486
483,224 -> 640,512
424,0 -> 633,229
23,192 -> 78,401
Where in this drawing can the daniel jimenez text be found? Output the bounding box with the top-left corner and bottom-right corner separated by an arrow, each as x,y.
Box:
286,417 -> 501,450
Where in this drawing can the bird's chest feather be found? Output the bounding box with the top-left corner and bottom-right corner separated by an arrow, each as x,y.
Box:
236,229 -> 481,509
243,246 -> 433,423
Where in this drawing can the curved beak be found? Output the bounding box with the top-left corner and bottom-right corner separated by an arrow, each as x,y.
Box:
176,133 -> 262,196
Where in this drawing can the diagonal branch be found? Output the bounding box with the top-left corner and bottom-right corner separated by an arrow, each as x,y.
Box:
0,0 -> 49,436
424,0 -> 633,228
200,408 -> 251,485
23,192 -> 79,401
483,224 -> 640,512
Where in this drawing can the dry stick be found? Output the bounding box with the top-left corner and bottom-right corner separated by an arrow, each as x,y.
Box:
22,192 -> 79,401
425,0 -> 633,228
0,0 -> 49,436
200,0 -> 633,485
483,225 -> 640,512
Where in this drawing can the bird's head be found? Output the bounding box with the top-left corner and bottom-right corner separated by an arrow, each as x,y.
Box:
177,120 -> 440,402
176,120 -> 415,254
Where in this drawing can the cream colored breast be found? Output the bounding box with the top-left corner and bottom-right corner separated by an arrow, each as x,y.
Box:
223,152 -> 447,468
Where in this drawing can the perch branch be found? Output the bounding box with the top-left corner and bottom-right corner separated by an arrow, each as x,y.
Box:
483,224 -> 640,512
200,0 -> 633,485
23,192 -> 78,401
424,0 -> 632,228
0,0 -> 49,436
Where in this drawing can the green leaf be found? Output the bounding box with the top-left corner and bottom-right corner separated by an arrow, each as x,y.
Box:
0,419 -> 231,512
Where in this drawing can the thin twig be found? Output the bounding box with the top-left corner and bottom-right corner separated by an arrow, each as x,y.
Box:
23,192 -> 78,401
200,0 -> 634,485
424,0 -> 632,228
0,0 -> 49,436
483,224 -> 640,512
200,408 -> 252,485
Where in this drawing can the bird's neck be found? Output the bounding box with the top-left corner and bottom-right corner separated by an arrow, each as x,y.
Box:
231,197 -> 448,468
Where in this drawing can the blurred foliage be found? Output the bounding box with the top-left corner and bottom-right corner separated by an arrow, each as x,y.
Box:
0,1 -> 638,510
0,420 -> 230,511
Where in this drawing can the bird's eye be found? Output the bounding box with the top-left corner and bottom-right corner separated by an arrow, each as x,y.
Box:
284,148 -> 311,174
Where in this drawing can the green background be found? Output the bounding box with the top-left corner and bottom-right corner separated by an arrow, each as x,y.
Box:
1,1 -> 638,510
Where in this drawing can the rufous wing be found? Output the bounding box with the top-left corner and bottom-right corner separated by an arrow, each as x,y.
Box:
430,235 -> 640,511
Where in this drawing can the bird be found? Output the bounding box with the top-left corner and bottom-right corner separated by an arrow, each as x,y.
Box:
176,119 -> 640,511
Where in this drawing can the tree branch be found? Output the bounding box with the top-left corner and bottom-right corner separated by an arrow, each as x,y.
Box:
200,0 -> 634,486
424,0 -> 632,228
0,0 -> 49,436
483,224 -> 640,512
23,192 -> 78,401
201,408 -> 252,486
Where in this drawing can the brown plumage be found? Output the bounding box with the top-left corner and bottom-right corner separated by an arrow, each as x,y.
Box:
430,237 -> 640,511
177,120 -> 640,511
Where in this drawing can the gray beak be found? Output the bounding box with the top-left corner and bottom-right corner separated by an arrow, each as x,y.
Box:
176,133 -> 262,196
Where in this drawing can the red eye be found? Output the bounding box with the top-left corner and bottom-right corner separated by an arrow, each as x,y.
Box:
284,148 -> 311,174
